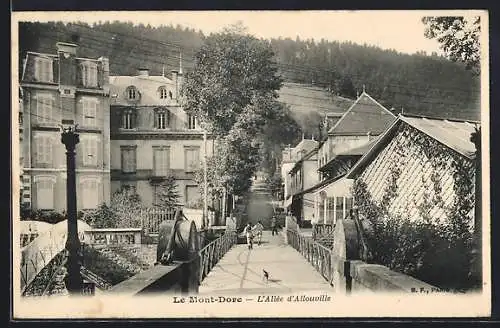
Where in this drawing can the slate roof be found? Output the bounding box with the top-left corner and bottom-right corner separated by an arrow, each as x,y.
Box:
328,92 -> 397,136
109,74 -> 178,107
346,114 -> 480,178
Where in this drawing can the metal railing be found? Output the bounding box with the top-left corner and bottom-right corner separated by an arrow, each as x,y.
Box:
286,229 -> 334,285
312,224 -> 334,240
198,230 -> 237,284
141,208 -> 177,235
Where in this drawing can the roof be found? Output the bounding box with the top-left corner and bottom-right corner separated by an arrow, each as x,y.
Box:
318,137 -> 379,173
328,92 -> 397,135
294,173 -> 346,196
346,114 -> 479,178
289,146 -> 318,174
109,75 -> 178,107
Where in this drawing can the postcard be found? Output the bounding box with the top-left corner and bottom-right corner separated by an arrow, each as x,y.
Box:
11,9 -> 490,319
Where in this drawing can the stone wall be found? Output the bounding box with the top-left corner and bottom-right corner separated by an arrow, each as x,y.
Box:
330,218 -> 436,294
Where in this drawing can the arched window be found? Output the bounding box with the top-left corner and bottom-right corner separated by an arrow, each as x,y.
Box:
126,86 -> 139,101
158,86 -> 168,99
121,109 -> 135,129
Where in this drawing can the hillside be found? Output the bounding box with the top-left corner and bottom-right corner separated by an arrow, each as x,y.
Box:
18,21 -> 480,123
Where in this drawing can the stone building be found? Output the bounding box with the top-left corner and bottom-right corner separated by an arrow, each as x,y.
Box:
109,65 -> 213,207
20,42 -> 111,212
312,91 -> 396,225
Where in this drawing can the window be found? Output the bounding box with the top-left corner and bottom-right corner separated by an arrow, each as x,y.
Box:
155,110 -> 169,129
186,185 -> 200,205
34,57 -> 53,83
153,147 -> 170,176
82,98 -> 98,127
36,94 -> 53,124
35,177 -> 55,210
121,146 -> 136,173
126,86 -> 138,101
82,136 -> 99,166
81,61 -> 98,87
185,147 -> 200,172
121,110 -> 134,129
158,87 -> 168,99
35,135 -> 53,165
81,178 -> 99,209
187,114 -> 197,130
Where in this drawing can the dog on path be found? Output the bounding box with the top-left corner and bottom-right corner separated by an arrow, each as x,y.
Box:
262,269 -> 269,283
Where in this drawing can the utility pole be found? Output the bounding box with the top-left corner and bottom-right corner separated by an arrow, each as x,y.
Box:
203,126 -> 208,229
61,123 -> 83,295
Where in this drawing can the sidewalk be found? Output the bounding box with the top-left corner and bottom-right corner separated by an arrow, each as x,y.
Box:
198,231 -> 332,295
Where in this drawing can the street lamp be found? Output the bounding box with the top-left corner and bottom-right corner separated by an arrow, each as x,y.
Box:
60,120 -> 83,295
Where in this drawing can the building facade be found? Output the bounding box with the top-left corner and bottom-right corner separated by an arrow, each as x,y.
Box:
347,115 -> 478,225
312,92 -> 397,225
20,42 -> 111,212
109,67 -> 213,207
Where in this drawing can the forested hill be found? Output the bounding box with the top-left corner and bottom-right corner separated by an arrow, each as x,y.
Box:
18,21 -> 480,121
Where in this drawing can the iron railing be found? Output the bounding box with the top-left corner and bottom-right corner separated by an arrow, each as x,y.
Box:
312,224 -> 334,240
286,229 -> 334,285
198,230 -> 237,284
141,208 -> 177,235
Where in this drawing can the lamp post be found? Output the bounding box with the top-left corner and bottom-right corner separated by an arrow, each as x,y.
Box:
61,123 -> 83,295
203,123 -> 208,230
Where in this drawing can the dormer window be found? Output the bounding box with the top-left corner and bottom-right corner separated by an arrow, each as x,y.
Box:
187,114 -> 197,130
126,86 -> 139,101
34,56 -> 53,83
81,61 -> 98,87
154,108 -> 170,129
158,86 -> 168,99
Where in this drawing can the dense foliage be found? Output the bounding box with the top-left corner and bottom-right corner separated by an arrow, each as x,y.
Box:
151,175 -> 181,209
83,187 -> 145,228
19,20 -> 479,122
422,16 -> 481,74
184,28 -> 293,196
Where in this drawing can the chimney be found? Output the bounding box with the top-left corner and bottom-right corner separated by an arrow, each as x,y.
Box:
56,42 -> 78,86
137,68 -> 149,77
56,42 -> 78,56
98,56 -> 110,89
171,70 -> 179,99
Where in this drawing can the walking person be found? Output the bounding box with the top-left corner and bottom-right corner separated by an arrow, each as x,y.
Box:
243,223 -> 254,250
271,215 -> 278,236
253,220 -> 264,245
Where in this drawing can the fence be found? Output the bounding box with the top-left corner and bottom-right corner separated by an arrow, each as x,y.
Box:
20,219 -> 91,293
286,229 -> 334,284
312,224 -> 335,240
141,208 -> 177,235
198,230 -> 238,283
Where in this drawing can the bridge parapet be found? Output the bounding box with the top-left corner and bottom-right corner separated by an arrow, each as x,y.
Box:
285,216 -> 438,294
108,210 -> 237,296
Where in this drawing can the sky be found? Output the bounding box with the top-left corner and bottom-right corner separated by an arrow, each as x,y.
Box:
13,10 -> 485,55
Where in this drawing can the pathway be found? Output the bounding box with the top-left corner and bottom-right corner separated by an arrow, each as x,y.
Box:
198,231 -> 333,295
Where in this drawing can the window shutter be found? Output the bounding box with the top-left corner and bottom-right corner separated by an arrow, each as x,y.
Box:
96,138 -> 102,167
76,98 -> 84,126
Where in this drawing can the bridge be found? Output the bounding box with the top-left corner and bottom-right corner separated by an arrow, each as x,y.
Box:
20,178 -> 436,297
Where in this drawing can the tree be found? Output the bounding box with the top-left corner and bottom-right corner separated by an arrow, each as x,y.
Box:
152,176 -> 181,209
422,16 -> 481,74
109,186 -> 145,228
181,27 -> 283,137
182,25 -> 287,196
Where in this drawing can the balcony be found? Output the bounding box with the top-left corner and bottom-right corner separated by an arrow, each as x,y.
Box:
111,169 -> 195,181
